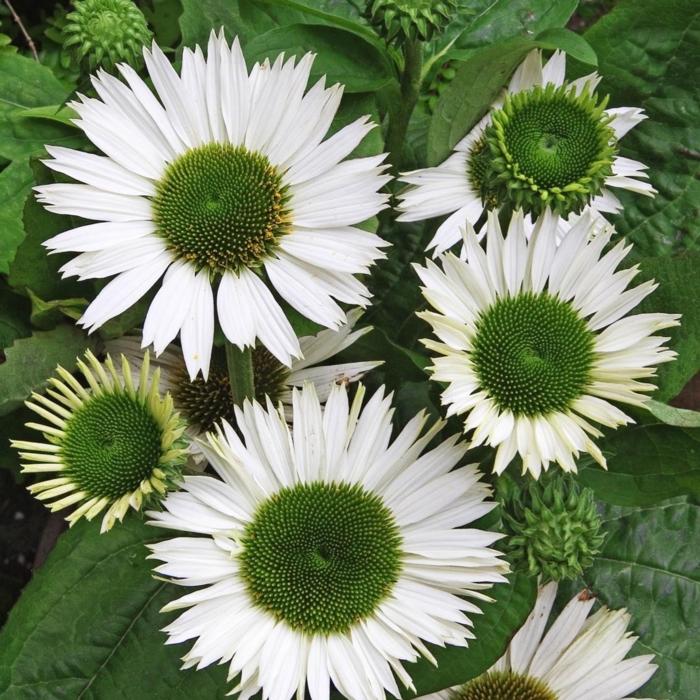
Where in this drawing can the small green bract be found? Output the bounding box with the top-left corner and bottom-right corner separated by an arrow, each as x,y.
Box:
239,481 -> 403,634
471,292 -> 595,417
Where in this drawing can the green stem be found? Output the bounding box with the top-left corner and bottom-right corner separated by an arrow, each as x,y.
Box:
225,341 -> 255,406
386,39 -> 424,172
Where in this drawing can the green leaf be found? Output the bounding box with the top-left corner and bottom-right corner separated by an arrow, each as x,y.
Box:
535,28 -> 597,66
27,290 -> 87,330
0,518 -> 229,699
582,499 -> 700,699
0,325 -> 95,417
445,0 -> 577,62
427,38 -> 535,165
402,574 -> 537,697
232,24 -> 393,93
646,399 -> 700,428
8,160 -> 88,301
0,159 -> 33,275
636,252 -> 700,402
180,0 -> 385,55
13,104 -> 78,128
0,284 -> 30,350
579,423 -> 700,506
0,53 -> 80,160
580,0 -> 700,255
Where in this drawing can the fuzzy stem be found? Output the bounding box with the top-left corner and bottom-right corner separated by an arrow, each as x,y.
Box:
386,39 -> 424,171
225,342 -> 255,406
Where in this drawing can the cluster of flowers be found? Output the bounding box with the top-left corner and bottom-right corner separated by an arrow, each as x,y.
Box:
12,31 -> 673,700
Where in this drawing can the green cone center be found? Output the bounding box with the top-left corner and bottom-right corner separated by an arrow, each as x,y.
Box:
480,84 -> 616,215
471,292 -> 594,416
454,671 -> 557,700
173,346 -> 290,432
61,391 -> 163,499
152,143 -> 289,274
240,481 -> 402,634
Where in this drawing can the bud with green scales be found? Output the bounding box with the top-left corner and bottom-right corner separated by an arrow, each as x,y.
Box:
499,472 -> 605,582
365,0 -> 457,44
62,0 -> 152,70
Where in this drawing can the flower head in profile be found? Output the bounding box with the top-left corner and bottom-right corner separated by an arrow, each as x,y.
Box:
397,49 -> 654,255
107,308 -> 383,439
11,351 -> 187,533
38,31 -> 390,380
416,210 -> 679,477
148,382 -> 507,700
418,582 -> 656,700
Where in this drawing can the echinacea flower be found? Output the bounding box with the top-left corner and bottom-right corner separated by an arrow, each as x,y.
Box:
148,382 -> 508,700
416,210 -> 679,477
107,308 -> 382,437
417,581 -> 657,700
11,350 -> 187,532
397,49 -> 654,255
38,31 -> 390,379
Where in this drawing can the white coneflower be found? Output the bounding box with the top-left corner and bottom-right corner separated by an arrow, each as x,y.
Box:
418,581 -> 656,700
416,210 -> 679,478
397,50 -> 654,255
107,308 -> 383,436
148,382 -> 508,700
38,31 -> 390,379
11,350 -> 187,532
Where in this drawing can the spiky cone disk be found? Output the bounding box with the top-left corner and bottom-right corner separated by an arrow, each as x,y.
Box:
365,0 -> 457,44
397,49 -> 655,255
12,350 -> 188,533
415,209 -> 680,478
416,582 -> 657,700
62,0 -> 152,71
499,472 -> 605,582
147,382 -> 509,700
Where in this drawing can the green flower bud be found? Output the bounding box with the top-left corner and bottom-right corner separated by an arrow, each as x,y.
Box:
500,473 -> 605,582
365,0 -> 457,44
62,0 -> 152,71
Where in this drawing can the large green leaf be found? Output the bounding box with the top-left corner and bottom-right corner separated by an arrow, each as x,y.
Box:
0,518 -> 229,699
636,252 -> 700,402
446,0 -> 577,61
180,0 -> 384,54
402,574 -> 536,697
0,53 -> 80,161
582,499 -> 700,700
0,284 -> 30,350
579,422 -> 700,506
246,24 -> 393,93
0,324 -> 95,417
0,159 -> 33,275
581,0 -> 700,255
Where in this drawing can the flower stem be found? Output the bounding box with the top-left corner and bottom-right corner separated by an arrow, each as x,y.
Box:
386,39 -> 424,171
225,341 -> 255,406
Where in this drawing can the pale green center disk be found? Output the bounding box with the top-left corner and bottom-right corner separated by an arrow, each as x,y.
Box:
152,143 -> 289,274
240,481 -> 403,635
470,292 -> 595,416
454,671 -> 558,700
61,391 -> 163,499
172,346 -> 290,432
